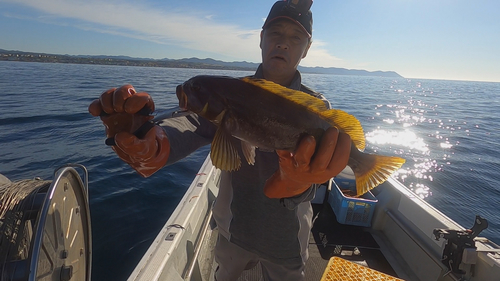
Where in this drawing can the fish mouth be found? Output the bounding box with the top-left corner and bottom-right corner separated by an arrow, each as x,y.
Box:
176,84 -> 188,110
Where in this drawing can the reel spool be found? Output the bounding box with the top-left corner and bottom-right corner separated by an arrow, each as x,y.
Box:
0,164 -> 91,281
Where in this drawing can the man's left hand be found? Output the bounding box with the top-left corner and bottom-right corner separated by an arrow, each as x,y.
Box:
264,127 -> 351,198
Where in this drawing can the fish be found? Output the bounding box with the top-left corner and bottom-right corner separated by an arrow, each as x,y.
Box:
175,75 -> 405,195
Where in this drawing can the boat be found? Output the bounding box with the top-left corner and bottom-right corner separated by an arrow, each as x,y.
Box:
1,159 -> 499,281
127,155 -> 500,281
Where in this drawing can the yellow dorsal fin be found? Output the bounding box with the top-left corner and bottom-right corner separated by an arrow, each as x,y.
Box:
241,77 -> 329,112
242,77 -> 366,151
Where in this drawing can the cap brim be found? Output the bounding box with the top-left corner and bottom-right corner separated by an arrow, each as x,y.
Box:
263,16 -> 312,38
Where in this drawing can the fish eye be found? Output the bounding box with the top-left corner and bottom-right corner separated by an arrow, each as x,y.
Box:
190,83 -> 201,91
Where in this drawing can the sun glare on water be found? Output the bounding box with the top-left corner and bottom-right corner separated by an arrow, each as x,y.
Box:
360,80 -> 463,199
366,129 -> 428,153
365,128 -> 435,199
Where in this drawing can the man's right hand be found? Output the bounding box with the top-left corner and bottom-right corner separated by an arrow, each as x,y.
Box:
88,85 -> 170,177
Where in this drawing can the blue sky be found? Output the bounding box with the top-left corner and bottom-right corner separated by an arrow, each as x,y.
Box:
1,0 -> 499,82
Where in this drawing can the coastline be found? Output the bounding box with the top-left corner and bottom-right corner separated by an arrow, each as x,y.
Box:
0,49 -> 403,78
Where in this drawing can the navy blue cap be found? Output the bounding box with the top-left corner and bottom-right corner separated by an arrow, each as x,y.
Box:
262,0 -> 313,37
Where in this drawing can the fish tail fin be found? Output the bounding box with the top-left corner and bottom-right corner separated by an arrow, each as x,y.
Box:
349,149 -> 406,195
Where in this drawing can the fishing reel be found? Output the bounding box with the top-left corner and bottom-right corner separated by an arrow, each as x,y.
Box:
0,165 -> 91,281
433,215 -> 488,276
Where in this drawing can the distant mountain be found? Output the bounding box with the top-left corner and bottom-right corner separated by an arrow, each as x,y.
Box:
74,54 -> 154,61
169,57 -> 402,78
0,49 -> 403,78
174,57 -> 260,69
297,66 -> 402,78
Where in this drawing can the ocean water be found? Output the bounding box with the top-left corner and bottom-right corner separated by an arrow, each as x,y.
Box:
0,61 -> 499,280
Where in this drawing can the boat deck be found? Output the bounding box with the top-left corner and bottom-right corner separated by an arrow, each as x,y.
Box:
306,203 -> 398,279
203,202 -> 399,281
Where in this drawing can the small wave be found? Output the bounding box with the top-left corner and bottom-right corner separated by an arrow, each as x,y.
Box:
0,112 -> 90,126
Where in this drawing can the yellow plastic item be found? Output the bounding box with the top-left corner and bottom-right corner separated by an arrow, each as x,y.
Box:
320,257 -> 404,281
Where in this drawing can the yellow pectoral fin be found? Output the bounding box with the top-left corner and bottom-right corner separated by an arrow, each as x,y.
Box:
322,109 -> 366,151
211,126 -> 241,171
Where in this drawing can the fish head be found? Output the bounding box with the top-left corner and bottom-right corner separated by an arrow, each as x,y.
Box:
176,76 -> 227,121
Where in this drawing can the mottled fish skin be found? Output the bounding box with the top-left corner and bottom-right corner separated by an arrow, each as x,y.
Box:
176,75 -> 405,195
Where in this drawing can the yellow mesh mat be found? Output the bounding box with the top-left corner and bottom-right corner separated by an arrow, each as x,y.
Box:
320,257 -> 404,281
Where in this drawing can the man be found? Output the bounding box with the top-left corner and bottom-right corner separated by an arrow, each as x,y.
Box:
89,1 -> 351,280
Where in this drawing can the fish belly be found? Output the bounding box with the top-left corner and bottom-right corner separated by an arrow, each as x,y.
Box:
226,108 -> 331,152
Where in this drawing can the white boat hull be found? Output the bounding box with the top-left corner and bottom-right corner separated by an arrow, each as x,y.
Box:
129,156 -> 500,281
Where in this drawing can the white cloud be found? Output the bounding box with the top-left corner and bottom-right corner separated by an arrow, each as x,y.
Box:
5,0 -> 262,61
300,39 -> 344,68
4,0 -> 354,67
